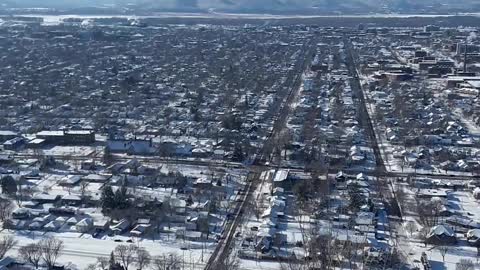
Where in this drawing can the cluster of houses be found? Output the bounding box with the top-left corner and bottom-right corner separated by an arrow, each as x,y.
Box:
285,38 -> 374,170
0,130 -> 95,151
0,20 -> 320,164
7,193 -> 106,233
238,170 -> 292,261
407,177 -> 480,253
1,144 -> 238,247
336,172 -> 393,266
351,26 -> 480,174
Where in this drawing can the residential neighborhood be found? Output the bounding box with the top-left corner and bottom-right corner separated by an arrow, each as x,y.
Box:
0,9 -> 480,270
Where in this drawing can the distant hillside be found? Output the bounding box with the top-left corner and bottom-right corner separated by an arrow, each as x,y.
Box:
3,0 -> 480,14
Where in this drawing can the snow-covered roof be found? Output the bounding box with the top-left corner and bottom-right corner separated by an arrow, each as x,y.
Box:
273,170 -> 289,182
429,225 -> 455,237
467,229 -> 480,240
76,218 -> 93,227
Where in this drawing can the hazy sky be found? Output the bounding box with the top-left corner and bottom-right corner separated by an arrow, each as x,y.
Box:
3,0 -> 480,12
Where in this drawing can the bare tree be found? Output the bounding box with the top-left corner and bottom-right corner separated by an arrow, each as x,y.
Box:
40,237 -> 64,269
85,263 -> 97,270
419,227 -> 430,247
404,221 -> 417,237
96,257 -> 109,270
169,253 -> 182,270
79,181 -> 90,200
153,253 -> 182,270
438,245 -> 449,262
213,255 -> 240,270
114,245 -> 138,270
281,260 -> 306,270
0,199 -> 14,222
456,259 -> 475,270
19,243 -> 43,269
0,235 -> 17,260
395,186 -> 407,210
153,255 -> 167,270
135,247 -> 151,270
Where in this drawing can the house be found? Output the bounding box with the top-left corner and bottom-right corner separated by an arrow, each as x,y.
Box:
213,149 -> 225,160
272,169 -> 291,190
29,218 -> 47,230
417,189 -> 448,199
426,225 -> 456,245
93,218 -> 110,231
12,208 -> 30,219
3,137 -> 26,151
170,198 -> 187,215
192,148 -> 212,158
59,175 -> 82,186
36,130 -> 95,145
193,177 -> 212,189
44,221 -> 63,232
80,160 -> 96,170
64,130 -> 95,144
33,194 -> 61,204
83,174 -> 111,183
27,138 -> 46,149
5,219 -> 29,230
467,229 -> 480,246
76,218 -> 94,233
0,131 -> 18,143
110,219 -> 130,235
62,195 -> 82,206
176,230 -> 202,241
49,207 -> 76,216
107,139 -> 154,155
0,257 -> 18,270
130,223 -> 151,237
0,155 -> 14,164
335,171 -> 346,182
356,212 -> 375,226
66,216 -> 81,226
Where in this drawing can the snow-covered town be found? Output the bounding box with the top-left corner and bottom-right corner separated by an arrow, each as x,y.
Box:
1,5 -> 480,270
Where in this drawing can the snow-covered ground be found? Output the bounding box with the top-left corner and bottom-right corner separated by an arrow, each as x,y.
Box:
3,229 -> 213,269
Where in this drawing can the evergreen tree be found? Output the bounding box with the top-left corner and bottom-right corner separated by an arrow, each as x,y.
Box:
101,186 -> 115,211
103,146 -> 112,165
232,144 -> 245,162
1,176 -> 17,195
186,195 -> 194,206
114,183 -> 129,209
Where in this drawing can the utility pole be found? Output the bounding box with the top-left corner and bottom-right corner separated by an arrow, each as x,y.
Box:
464,35 -> 468,73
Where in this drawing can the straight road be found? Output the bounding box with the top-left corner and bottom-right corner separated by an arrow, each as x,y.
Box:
204,41 -> 316,270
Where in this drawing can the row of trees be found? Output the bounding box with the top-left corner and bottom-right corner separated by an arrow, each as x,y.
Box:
19,237 -> 64,269
88,245 -> 183,270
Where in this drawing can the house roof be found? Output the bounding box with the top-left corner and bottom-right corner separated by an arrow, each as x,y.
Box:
467,229 -> 480,240
37,131 -> 65,137
76,218 -> 93,227
0,257 -> 15,270
0,131 -> 17,136
62,195 -> 82,201
429,225 -> 455,238
33,194 -> 60,201
273,170 -> 289,182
